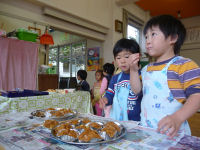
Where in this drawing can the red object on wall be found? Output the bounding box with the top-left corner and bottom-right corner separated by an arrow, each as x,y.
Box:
40,29 -> 54,45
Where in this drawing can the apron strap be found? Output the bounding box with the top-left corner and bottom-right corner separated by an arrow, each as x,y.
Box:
117,72 -> 123,82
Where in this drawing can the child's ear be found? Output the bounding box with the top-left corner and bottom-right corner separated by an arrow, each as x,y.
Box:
170,34 -> 178,44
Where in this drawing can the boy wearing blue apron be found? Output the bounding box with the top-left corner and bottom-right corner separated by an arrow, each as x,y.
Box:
99,38 -> 142,121
129,15 -> 200,138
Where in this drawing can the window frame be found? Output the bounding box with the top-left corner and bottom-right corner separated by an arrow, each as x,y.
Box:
123,9 -> 144,46
49,40 -> 87,78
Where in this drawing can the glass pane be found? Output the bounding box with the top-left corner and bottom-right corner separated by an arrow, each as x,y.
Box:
49,47 -> 58,74
59,46 -> 71,77
59,60 -> 70,77
49,47 -> 58,66
49,40 -> 86,78
59,45 -> 70,62
71,41 -> 86,77
127,24 -> 140,43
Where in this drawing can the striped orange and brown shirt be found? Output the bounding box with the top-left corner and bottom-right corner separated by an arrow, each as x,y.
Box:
145,56 -> 200,103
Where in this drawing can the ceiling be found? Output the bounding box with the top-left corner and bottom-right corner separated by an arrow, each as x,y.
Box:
134,0 -> 200,19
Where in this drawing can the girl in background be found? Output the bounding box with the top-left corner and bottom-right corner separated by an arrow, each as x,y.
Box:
100,63 -> 115,117
91,70 -> 104,116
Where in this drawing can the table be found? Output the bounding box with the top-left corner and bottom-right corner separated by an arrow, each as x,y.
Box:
0,112 -> 199,150
0,91 -> 93,115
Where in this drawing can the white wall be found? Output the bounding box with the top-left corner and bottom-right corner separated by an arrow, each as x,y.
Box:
33,0 -> 112,28
182,16 -> 200,27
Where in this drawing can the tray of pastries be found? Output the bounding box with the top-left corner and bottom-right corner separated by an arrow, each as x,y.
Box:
31,108 -> 77,120
50,117 -> 127,145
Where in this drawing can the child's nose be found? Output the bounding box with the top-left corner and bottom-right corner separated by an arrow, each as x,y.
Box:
121,57 -> 126,63
146,36 -> 151,43
146,40 -> 150,45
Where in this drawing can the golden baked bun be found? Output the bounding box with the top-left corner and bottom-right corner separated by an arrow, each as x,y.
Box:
68,119 -> 79,125
76,125 -> 87,130
82,118 -> 91,124
101,121 -> 120,138
50,110 -> 64,117
57,129 -> 70,136
54,123 -> 71,134
105,121 -> 120,132
43,120 -> 59,129
68,130 -> 78,138
34,111 -> 45,117
46,108 -> 56,111
78,128 -> 102,142
101,126 -> 116,138
89,122 -> 102,129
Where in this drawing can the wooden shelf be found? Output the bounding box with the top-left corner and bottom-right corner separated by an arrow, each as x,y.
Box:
38,74 -> 58,91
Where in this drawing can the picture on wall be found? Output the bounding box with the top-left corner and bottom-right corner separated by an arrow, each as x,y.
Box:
87,47 -> 100,71
185,26 -> 200,44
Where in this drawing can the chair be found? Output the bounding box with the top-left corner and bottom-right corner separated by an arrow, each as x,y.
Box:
68,77 -> 77,88
59,77 -> 69,89
59,77 -> 77,89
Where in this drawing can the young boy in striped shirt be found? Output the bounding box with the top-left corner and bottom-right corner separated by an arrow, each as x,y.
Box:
129,15 -> 200,138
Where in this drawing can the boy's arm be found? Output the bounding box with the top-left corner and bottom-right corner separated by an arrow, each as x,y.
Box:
99,76 -> 115,108
129,53 -> 142,94
157,93 -> 200,138
99,97 -> 108,109
130,69 -> 142,94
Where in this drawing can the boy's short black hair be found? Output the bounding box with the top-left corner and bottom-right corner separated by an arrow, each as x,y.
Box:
77,70 -> 87,80
143,14 -> 186,54
113,38 -> 140,58
103,63 -> 115,75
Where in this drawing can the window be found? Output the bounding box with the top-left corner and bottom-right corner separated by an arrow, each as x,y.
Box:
123,9 -> 144,45
49,40 -> 86,77
123,9 -> 149,68
127,25 -> 140,43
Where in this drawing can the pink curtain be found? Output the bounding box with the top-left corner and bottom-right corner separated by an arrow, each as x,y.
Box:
0,37 -> 39,91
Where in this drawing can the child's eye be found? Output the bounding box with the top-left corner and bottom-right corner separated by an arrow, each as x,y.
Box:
152,32 -> 156,36
125,55 -> 129,58
116,57 -> 120,60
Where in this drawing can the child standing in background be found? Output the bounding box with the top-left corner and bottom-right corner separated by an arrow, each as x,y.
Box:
129,15 -> 200,138
100,63 -> 115,117
100,63 -> 115,96
76,70 -> 90,91
91,70 -> 104,116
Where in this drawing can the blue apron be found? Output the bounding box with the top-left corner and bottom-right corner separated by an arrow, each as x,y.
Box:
109,72 -> 129,121
140,56 -> 191,135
